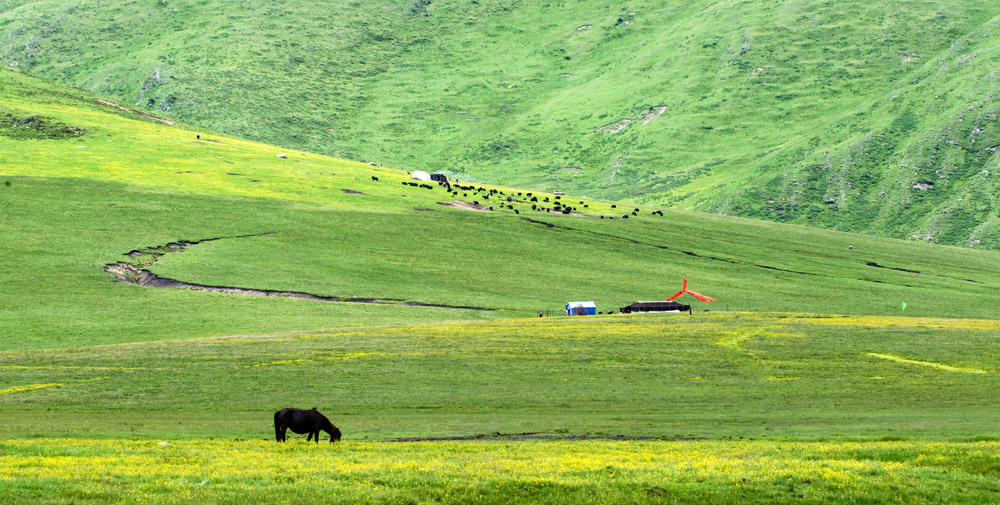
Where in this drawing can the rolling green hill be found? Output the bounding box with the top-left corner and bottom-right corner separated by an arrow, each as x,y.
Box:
5,53 -> 1000,505
3,67 -> 1000,350
2,0 -> 1000,247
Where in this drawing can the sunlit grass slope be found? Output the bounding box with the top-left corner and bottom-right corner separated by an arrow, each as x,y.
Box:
3,1 -> 1000,246
3,68 -> 1000,351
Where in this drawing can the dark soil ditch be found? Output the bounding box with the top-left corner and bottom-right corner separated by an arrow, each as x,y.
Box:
383,432 -> 706,442
865,261 -> 920,274
865,260 -> 976,283
106,234 -> 494,311
519,217 -> 820,277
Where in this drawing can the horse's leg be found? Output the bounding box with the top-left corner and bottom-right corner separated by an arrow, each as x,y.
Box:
274,413 -> 284,442
313,431 -> 320,443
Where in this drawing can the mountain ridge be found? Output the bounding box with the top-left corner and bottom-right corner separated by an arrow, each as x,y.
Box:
2,0 -> 1000,247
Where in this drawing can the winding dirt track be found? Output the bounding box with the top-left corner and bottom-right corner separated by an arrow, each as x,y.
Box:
105,235 -> 494,311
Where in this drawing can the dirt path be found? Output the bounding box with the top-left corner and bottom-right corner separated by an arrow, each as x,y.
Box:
105,235 -> 494,311
383,432 -> 706,442
95,99 -> 177,126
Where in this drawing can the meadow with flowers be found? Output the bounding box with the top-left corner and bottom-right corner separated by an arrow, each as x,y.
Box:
4,68 -> 1000,503
4,314 -> 1000,503
5,438 -> 1000,504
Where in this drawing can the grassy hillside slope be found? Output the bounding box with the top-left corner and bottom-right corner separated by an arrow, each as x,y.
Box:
4,68 -> 1000,505
3,68 -> 1000,350
3,67 -> 1000,351
3,0 -> 1000,247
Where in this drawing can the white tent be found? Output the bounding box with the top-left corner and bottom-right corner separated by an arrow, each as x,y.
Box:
566,301 -> 597,316
411,171 -> 431,181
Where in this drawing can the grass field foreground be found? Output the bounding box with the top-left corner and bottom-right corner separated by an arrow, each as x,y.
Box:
3,313 -> 999,441
3,438 -> 1000,504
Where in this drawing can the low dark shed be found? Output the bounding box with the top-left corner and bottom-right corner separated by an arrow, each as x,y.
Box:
620,301 -> 691,314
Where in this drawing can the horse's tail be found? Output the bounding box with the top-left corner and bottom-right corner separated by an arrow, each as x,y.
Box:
273,410 -> 283,442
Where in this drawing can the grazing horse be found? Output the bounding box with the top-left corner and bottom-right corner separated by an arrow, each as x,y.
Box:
274,407 -> 342,443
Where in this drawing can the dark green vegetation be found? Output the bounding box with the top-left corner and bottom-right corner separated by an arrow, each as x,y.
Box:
3,1 -> 1000,246
0,111 -> 86,139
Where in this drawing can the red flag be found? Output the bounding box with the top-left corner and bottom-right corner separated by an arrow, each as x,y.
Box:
666,278 -> 717,303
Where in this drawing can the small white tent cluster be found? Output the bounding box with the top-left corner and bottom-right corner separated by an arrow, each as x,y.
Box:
565,301 -> 597,316
411,171 -> 432,181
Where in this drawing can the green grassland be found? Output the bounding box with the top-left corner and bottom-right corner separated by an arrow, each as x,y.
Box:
5,439 -> 1000,504
3,313 -> 1000,503
4,314 -> 1000,440
4,68 -> 1000,502
3,0 -> 1000,247
3,67 -> 1000,351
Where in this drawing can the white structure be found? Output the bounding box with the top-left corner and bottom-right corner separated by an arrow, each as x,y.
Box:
411,171 -> 431,181
566,301 -> 597,316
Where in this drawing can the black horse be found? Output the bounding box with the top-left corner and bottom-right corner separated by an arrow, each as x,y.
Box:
274,407 -> 342,443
